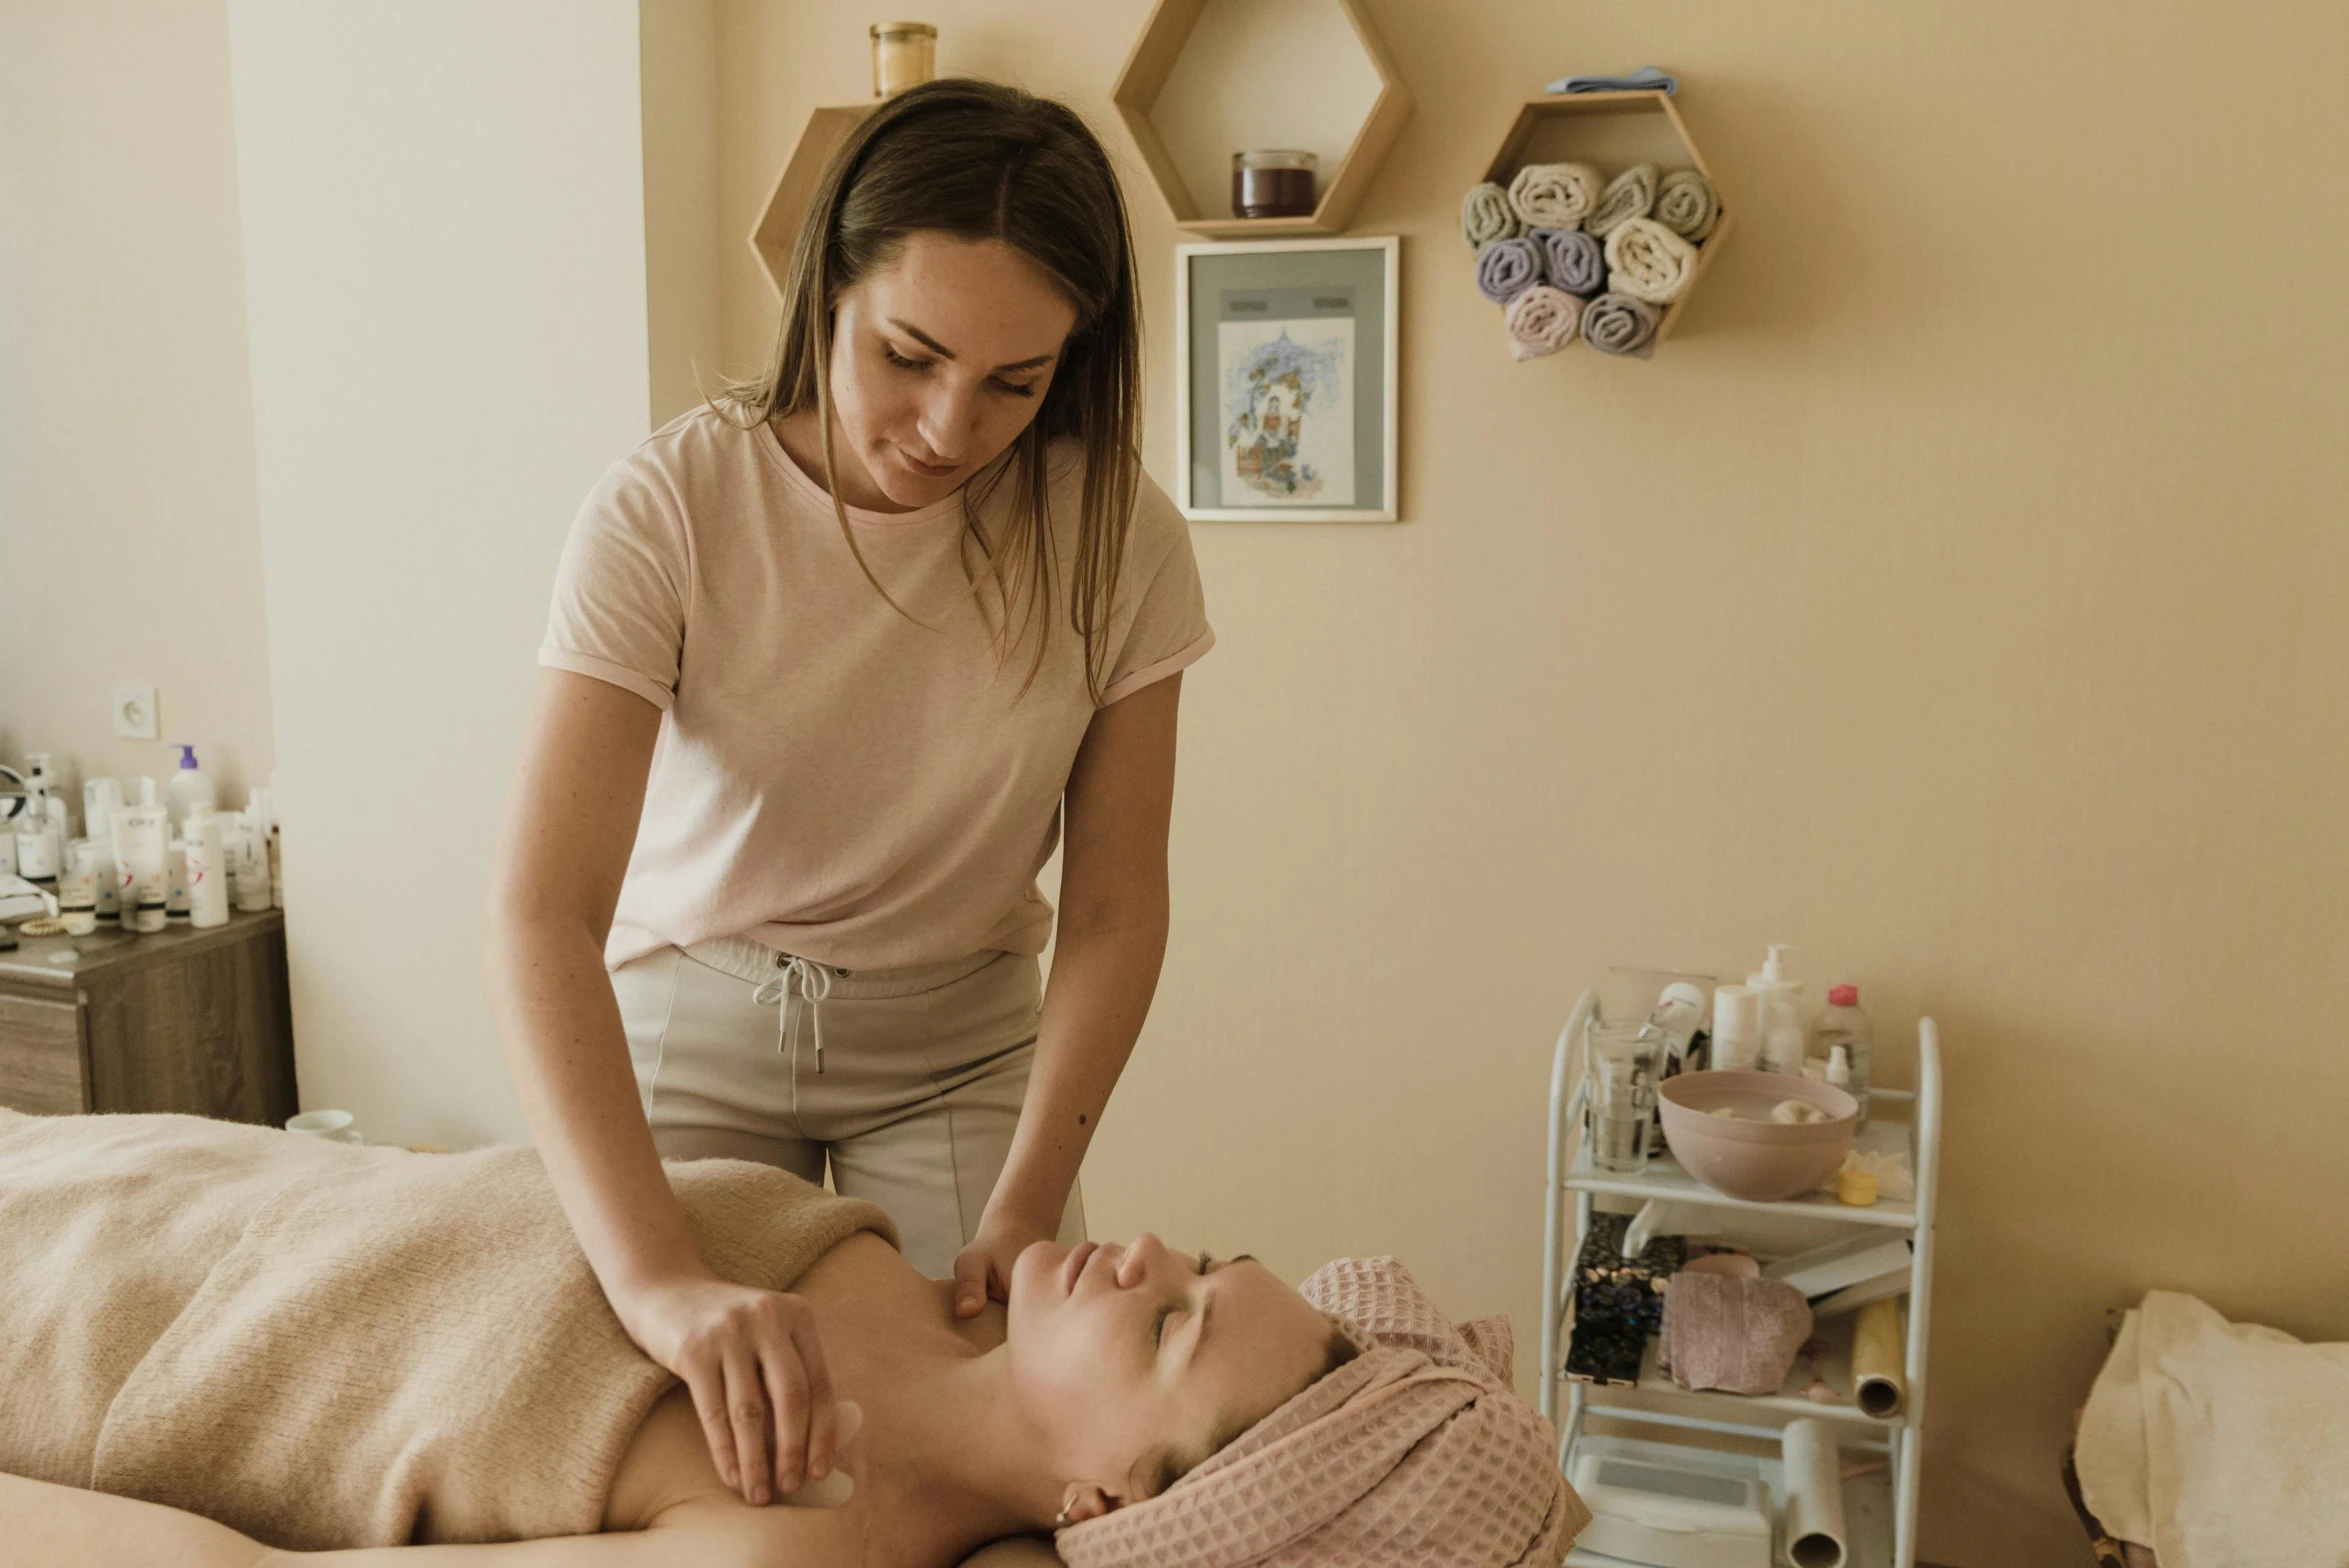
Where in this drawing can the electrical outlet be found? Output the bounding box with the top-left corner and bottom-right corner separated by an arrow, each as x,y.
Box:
112,683 -> 159,740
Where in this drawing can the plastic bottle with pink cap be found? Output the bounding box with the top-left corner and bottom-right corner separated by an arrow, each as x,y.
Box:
1814,983 -> 1874,1125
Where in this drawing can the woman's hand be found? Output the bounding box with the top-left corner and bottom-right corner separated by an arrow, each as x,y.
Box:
613,1270 -> 839,1505
950,1206 -> 1058,1318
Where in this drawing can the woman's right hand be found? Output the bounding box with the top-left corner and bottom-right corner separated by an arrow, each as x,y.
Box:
613,1270 -> 840,1506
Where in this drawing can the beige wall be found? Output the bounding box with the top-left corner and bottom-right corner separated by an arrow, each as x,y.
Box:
0,1 -> 273,805
224,0 -> 654,1145
714,2 -> 2349,1562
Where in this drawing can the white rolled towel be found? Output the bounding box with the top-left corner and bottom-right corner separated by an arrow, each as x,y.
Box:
1603,217 -> 1699,305
1507,162 -> 1601,230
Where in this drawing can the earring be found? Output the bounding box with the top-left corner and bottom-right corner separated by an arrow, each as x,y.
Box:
1054,1505 -> 1075,1529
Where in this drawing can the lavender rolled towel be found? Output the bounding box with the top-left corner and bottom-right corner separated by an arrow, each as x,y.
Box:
1507,162 -> 1601,230
1531,227 -> 1604,296
1504,285 -> 1582,360
1658,1271 -> 1813,1396
1461,182 -> 1521,250
1604,216 -> 1698,304
1475,236 -> 1543,304
1581,292 -> 1660,357
1585,163 -> 1659,239
1655,169 -> 1720,242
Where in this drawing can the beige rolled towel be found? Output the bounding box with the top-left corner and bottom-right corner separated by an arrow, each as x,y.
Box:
1655,168 -> 1720,242
1506,161 -> 1601,230
1584,163 -> 1658,239
1604,216 -> 1699,305
1504,284 -> 1582,360
1459,181 -> 1521,250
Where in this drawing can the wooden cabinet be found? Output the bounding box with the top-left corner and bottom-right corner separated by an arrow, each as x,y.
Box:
0,909 -> 297,1124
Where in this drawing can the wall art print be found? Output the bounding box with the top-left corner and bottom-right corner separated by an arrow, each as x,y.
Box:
1217,316 -> 1355,506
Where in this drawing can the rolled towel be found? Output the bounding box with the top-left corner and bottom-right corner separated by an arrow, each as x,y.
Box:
1581,292 -> 1660,356
1530,226 -> 1604,295
1504,285 -> 1582,360
1655,168 -> 1720,242
1460,182 -> 1521,250
1604,216 -> 1699,304
1507,162 -> 1601,230
1584,162 -> 1658,238
1474,236 -> 1543,304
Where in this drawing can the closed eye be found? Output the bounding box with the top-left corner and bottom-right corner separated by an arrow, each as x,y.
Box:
883,341 -> 1038,397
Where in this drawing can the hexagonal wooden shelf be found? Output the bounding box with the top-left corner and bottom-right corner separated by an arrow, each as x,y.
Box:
749,103 -> 876,304
1481,90 -> 1733,346
1112,0 -> 1411,239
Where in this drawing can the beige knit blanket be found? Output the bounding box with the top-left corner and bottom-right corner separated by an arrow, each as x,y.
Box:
0,1109 -> 895,1550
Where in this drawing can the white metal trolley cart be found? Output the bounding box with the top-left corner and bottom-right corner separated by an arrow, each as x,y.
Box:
1541,990 -> 1943,1568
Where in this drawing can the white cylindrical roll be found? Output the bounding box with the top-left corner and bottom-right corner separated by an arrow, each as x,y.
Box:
1781,1417 -> 1848,1568
1711,984 -> 1762,1070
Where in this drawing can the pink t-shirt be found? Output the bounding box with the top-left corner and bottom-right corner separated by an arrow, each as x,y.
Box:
539,407 -> 1212,971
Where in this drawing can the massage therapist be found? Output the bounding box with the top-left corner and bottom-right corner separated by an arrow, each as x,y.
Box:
484,81 -> 1209,1507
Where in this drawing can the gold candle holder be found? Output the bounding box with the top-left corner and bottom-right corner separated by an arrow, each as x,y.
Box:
871,22 -> 937,98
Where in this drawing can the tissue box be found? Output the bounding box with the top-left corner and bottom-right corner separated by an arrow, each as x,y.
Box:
1567,1438 -> 1772,1568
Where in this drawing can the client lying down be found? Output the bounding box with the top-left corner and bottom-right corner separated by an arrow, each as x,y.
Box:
0,1109 -> 1587,1567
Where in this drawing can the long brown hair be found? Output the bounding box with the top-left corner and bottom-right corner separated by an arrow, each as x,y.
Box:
724,78 -> 1143,702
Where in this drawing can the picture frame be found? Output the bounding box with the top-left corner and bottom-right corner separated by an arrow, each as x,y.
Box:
1174,236 -> 1400,522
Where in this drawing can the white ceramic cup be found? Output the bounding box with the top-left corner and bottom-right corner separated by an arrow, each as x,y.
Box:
285,1108 -> 362,1145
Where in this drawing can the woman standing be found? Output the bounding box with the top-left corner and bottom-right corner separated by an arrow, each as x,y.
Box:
485,80 -> 1209,1512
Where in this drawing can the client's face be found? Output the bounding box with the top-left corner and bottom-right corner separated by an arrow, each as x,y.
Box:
1006,1234 -> 1338,1516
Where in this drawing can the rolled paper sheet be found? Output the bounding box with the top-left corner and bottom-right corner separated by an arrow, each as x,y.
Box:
1584,162 -> 1658,238
1604,216 -> 1699,305
1853,1297 -> 1907,1418
1507,161 -> 1601,230
1504,285 -> 1582,360
1475,236 -> 1543,303
1460,182 -> 1521,250
1581,292 -> 1660,356
1781,1419 -> 1850,1568
1655,168 -> 1720,242
1530,226 -> 1604,295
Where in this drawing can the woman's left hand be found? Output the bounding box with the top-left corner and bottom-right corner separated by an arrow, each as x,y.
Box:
951,1207 -> 1056,1317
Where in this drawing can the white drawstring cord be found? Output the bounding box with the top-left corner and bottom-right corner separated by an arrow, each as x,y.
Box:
753,954 -> 835,1074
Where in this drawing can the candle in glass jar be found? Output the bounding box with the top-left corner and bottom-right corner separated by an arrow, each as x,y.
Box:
871,22 -> 937,98
1231,149 -> 1318,219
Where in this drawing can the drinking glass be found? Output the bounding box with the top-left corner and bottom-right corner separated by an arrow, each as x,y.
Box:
1587,1018 -> 1664,1174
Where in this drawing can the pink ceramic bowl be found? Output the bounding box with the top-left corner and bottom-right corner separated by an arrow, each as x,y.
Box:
1658,1071 -> 1859,1202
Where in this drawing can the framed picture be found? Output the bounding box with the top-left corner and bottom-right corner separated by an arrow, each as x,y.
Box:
1174,236 -> 1399,522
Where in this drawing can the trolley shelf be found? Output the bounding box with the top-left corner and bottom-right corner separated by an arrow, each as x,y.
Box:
1540,986 -> 1943,1568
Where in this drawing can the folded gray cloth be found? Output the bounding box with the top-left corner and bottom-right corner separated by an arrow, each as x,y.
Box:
1507,162 -> 1601,230
1581,292 -> 1660,357
1585,163 -> 1658,239
1504,286 -> 1582,361
1475,236 -> 1542,304
1658,1271 -> 1813,1395
1544,66 -> 1677,96
1655,168 -> 1720,242
1530,227 -> 1604,296
1460,182 -> 1521,250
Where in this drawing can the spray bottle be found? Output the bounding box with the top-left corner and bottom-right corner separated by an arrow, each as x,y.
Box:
1747,943 -> 1806,1076
166,745 -> 217,828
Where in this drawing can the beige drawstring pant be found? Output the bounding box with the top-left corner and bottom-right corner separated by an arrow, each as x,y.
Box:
610,935 -> 1084,1279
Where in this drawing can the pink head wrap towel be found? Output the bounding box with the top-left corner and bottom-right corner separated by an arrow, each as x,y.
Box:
1055,1257 -> 1591,1568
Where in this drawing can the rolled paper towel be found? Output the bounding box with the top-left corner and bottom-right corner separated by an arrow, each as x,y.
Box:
1460,182 -> 1521,250
1604,216 -> 1699,305
1781,1419 -> 1849,1568
1580,292 -> 1660,356
1507,162 -> 1601,229
1475,236 -> 1543,304
1530,227 -> 1604,295
1852,1297 -> 1907,1417
1503,285 -> 1582,360
1584,162 -> 1658,238
1655,168 -> 1720,242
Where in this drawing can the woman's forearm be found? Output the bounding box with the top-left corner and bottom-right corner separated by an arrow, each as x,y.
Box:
1,1471 -> 275,1568
485,910 -> 704,1295
988,910 -> 1168,1226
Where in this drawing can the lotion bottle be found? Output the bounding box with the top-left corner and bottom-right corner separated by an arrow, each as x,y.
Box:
166,744 -> 217,827
1747,943 -> 1806,1076
184,806 -> 231,929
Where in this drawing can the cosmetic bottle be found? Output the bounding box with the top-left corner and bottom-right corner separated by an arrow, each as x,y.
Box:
1710,984 -> 1762,1072
166,838 -> 192,921
1814,984 -> 1874,1125
83,779 -> 124,921
167,744 -> 217,828
228,811 -> 272,913
58,839 -> 102,935
14,789 -> 63,885
184,806 -> 230,929
113,805 -> 170,933
1747,943 -> 1806,1076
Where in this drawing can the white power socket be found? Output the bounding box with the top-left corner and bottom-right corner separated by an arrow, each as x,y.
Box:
111,683 -> 159,740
